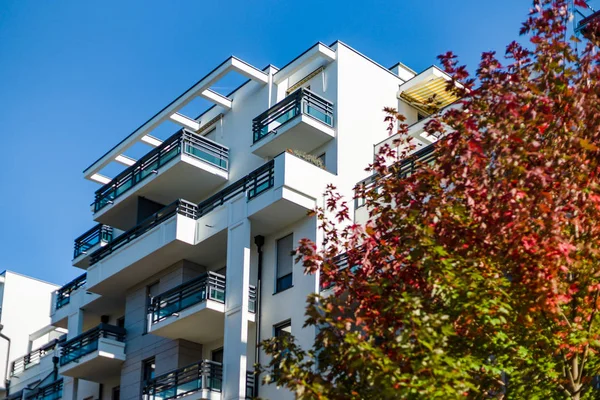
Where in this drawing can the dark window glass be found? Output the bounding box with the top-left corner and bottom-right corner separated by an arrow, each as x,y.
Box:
276,234 -> 293,293
212,348 -> 224,364
142,357 -> 156,383
112,386 -> 120,400
273,321 -> 292,378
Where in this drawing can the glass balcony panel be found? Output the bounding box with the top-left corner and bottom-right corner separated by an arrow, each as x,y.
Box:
180,289 -> 206,310
305,103 -> 332,125
184,143 -> 227,169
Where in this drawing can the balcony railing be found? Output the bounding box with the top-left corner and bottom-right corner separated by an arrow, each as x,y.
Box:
196,160 -> 274,218
55,273 -> 87,310
355,143 -> 437,209
92,129 -> 229,213
11,339 -> 61,376
149,272 -> 257,324
142,360 -> 223,400
248,285 -> 257,313
24,379 -> 63,400
73,224 -> 113,259
252,88 -> 334,143
246,371 -> 256,399
59,324 -> 126,366
89,199 -> 198,265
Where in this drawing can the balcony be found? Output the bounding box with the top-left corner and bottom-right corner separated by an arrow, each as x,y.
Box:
354,143 -> 436,224
148,272 -> 256,343
92,129 -> 229,231
87,155 -> 333,295
10,339 -> 61,378
143,360 -> 222,400
86,199 -> 198,296
72,224 -> 113,268
59,324 -> 126,381
142,361 -> 255,400
246,151 -> 335,234
54,273 -> 87,311
24,379 -> 63,400
251,88 -> 334,158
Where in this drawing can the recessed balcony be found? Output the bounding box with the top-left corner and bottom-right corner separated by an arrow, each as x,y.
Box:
72,224 -> 114,269
148,272 -> 256,343
251,88 -> 334,158
58,324 -> 126,381
92,129 -> 229,231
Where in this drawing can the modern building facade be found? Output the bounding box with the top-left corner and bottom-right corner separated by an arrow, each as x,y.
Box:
0,271 -> 59,399
5,41 -> 455,400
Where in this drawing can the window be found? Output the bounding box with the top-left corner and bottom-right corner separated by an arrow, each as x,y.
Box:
275,321 -> 291,339
273,321 -> 292,378
142,357 -> 156,384
212,348 -> 224,364
112,386 -> 120,400
276,234 -> 294,293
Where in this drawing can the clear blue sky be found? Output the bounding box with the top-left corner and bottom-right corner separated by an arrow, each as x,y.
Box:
0,0 -> 532,285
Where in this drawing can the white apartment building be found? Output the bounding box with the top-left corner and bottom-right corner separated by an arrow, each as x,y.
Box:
5,41 -> 456,400
0,271 -> 59,399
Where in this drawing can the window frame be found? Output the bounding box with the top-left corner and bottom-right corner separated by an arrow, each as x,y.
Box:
275,233 -> 294,294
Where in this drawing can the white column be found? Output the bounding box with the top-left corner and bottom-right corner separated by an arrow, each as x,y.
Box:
62,309 -> 84,400
61,377 -> 78,400
67,309 -> 84,339
222,196 -> 251,400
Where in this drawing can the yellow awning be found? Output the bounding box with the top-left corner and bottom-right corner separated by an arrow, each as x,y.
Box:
399,67 -> 459,113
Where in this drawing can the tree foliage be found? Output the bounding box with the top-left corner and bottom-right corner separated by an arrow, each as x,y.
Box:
260,1 -> 600,398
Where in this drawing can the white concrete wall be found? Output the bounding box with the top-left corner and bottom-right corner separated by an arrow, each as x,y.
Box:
257,215 -> 318,400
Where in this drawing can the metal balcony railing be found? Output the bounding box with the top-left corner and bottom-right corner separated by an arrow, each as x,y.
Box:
11,339 -> 61,376
89,199 -> 198,265
92,129 -> 229,213
73,224 -> 113,259
59,323 -> 126,367
355,143 -> 437,209
252,88 -> 334,143
248,285 -> 257,313
246,371 -> 256,399
196,159 -> 274,218
149,272 -> 257,325
142,360 -> 223,399
88,161 -> 275,266
55,273 -> 87,310
24,379 -> 63,400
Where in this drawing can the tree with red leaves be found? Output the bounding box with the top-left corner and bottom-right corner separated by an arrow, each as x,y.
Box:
260,1 -> 600,398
